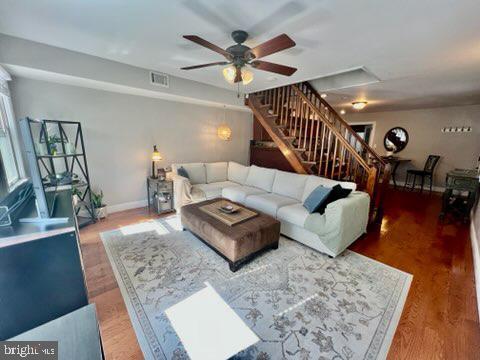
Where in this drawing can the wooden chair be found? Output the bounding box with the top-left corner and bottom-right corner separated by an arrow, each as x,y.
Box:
404,155 -> 440,193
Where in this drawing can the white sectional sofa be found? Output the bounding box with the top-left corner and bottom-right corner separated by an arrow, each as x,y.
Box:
171,161 -> 370,257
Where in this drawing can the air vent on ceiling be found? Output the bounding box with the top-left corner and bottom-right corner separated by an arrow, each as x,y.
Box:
150,71 -> 169,88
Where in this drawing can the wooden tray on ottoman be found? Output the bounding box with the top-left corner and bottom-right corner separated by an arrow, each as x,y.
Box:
199,199 -> 257,226
181,198 -> 280,272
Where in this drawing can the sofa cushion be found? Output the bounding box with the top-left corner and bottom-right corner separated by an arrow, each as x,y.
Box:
244,165 -> 276,192
303,185 -> 332,213
173,163 -> 206,185
272,170 -> 308,201
301,175 -> 357,202
244,193 -> 298,217
193,181 -> 239,200
205,162 -> 228,183
222,185 -> 266,204
227,162 -> 250,185
277,203 -> 312,227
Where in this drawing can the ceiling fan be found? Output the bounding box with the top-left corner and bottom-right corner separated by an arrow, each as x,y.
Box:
181,30 -> 297,85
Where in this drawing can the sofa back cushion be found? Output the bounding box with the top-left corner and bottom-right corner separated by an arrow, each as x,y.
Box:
244,165 -> 276,192
301,175 -> 357,202
205,162 -> 228,183
227,162 -> 250,185
172,163 -> 206,185
272,170 -> 308,201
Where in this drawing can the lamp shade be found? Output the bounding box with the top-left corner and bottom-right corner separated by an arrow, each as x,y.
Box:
222,65 -> 236,84
151,145 -> 162,161
241,68 -> 253,85
217,124 -> 232,141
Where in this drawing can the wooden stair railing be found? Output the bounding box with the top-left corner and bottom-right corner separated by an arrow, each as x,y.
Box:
246,82 -> 391,223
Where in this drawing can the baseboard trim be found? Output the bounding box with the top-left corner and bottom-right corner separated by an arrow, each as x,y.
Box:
470,209 -> 480,323
108,199 -> 147,214
388,180 -> 444,193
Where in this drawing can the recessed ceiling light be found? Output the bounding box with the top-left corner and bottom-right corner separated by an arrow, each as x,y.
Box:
340,109 -> 346,115
321,93 -> 327,98
352,101 -> 368,110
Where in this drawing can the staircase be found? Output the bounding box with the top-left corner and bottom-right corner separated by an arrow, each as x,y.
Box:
246,82 -> 391,223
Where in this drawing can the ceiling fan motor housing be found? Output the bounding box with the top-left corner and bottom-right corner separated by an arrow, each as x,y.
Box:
231,30 -> 248,44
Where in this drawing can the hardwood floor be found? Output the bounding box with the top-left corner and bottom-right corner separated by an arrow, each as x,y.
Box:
79,189 -> 480,359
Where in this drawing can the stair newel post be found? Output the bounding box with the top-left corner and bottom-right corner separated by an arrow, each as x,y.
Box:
374,163 -> 391,223
366,166 -> 378,222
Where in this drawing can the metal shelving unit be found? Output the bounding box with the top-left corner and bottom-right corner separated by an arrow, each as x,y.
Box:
23,118 -> 96,227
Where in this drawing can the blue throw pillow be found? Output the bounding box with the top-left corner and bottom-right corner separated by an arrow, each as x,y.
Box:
177,166 -> 189,179
303,186 -> 332,214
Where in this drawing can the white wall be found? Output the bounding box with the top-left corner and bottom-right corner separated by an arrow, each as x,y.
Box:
10,77 -> 252,210
347,105 -> 480,187
473,201 -> 480,322
0,33 -> 246,110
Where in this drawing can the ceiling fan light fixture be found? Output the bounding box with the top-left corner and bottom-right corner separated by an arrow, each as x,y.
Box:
352,101 -> 368,110
222,65 -> 236,84
241,68 -> 253,85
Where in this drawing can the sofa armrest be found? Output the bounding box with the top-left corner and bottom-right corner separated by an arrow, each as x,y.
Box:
323,191 -> 370,229
304,191 -> 370,254
171,174 -> 193,210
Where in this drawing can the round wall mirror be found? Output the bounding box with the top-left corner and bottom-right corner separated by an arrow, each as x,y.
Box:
384,127 -> 409,153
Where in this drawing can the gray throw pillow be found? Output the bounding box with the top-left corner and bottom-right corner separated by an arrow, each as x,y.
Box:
177,166 -> 189,179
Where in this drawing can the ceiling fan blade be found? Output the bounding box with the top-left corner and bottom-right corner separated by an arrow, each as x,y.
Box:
183,35 -> 232,60
249,34 -> 296,59
250,60 -> 297,76
234,67 -> 242,83
181,61 -> 229,70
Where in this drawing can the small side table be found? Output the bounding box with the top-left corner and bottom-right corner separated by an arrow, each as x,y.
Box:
439,169 -> 479,222
147,177 -> 174,214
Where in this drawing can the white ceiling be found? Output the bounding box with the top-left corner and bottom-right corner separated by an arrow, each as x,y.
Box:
1,0 -> 480,112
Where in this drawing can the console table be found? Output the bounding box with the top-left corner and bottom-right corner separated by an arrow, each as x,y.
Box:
381,156 -> 411,188
439,169 -> 479,222
0,189 -> 97,343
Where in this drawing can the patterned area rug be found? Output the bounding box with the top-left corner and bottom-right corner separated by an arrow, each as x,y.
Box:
101,217 -> 412,360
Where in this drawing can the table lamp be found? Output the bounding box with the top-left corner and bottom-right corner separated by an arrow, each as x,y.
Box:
151,145 -> 162,178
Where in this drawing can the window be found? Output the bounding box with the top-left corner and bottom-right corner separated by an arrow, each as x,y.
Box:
0,74 -> 24,200
0,97 -> 20,187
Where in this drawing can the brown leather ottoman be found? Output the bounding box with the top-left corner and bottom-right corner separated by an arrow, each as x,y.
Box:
181,198 -> 280,272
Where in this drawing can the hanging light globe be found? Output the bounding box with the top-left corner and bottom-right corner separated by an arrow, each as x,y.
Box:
217,124 -> 232,140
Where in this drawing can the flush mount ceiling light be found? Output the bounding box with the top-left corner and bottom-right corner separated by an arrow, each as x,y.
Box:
321,93 -> 327,98
352,101 -> 368,110
340,109 -> 346,115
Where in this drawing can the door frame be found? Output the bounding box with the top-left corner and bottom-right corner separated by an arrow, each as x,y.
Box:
348,121 -> 376,147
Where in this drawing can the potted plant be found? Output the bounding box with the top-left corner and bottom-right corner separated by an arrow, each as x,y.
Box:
72,187 -> 82,208
92,190 -> 107,219
47,135 -> 62,155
